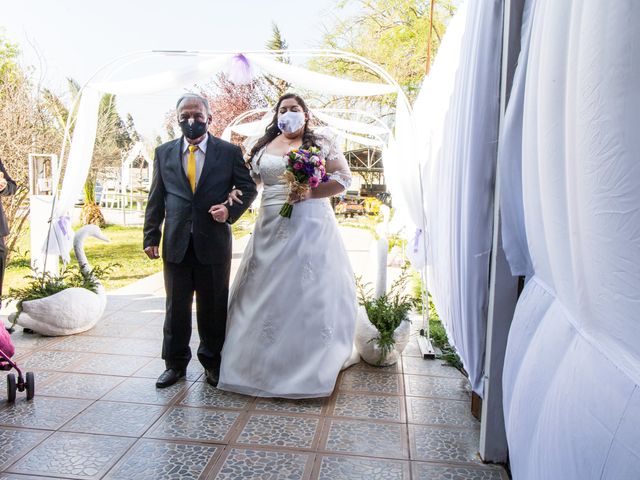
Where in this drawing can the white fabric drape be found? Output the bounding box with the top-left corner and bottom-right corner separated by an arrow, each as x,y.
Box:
497,0 -> 534,278
503,1 -> 640,478
50,51 -> 402,260
245,54 -> 396,97
418,0 -> 503,395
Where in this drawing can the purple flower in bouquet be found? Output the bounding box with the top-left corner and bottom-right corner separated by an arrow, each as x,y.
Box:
279,146 -> 329,218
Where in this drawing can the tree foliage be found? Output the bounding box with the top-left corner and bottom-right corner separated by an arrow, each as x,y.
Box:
316,0 -> 456,101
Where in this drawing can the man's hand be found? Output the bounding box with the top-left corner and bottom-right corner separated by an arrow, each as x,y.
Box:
144,246 -> 160,259
209,204 -> 229,223
0,172 -> 7,192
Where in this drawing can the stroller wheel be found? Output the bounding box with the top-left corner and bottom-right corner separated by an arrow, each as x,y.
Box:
7,373 -> 16,402
25,372 -> 35,400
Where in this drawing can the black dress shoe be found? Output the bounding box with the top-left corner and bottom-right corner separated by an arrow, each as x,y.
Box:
156,368 -> 185,388
204,367 -> 220,387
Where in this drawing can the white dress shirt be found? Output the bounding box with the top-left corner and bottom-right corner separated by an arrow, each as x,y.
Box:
181,134 -> 208,189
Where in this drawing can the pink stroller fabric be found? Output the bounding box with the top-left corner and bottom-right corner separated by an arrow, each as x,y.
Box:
0,326 -> 15,358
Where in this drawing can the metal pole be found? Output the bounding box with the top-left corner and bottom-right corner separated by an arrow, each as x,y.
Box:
426,0 -> 437,75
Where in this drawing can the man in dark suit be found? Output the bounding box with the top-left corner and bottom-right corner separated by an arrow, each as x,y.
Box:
144,93 -> 257,388
0,160 -> 18,298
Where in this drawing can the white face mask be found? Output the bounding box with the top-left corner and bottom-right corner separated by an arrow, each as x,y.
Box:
277,111 -> 306,133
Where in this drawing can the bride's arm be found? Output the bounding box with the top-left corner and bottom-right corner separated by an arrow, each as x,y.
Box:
308,137 -> 352,200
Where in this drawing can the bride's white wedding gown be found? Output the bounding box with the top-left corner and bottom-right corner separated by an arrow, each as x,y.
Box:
218,136 -> 357,398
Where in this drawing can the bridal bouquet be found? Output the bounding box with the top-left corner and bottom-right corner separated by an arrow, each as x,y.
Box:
279,146 -> 329,218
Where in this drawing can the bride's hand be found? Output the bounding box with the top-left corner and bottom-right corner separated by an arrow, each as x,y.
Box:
224,189 -> 243,206
288,189 -> 311,204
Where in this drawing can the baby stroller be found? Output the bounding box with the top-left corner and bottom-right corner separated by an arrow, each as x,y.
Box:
0,326 -> 34,402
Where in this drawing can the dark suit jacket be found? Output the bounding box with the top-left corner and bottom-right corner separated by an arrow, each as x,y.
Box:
143,135 -> 257,265
0,159 -> 18,238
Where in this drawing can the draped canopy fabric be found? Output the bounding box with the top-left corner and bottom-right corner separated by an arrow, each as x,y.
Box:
47,51 -> 404,260
417,0 -> 503,395
501,0 -> 640,478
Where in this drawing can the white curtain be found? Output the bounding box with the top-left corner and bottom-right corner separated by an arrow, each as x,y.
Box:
497,0 -> 535,278
503,1 -> 640,478
419,0 -> 503,395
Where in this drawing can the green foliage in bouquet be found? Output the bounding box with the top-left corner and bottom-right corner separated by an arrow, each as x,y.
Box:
357,270 -> 416,363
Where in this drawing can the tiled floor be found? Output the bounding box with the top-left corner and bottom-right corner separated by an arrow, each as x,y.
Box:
0,229 -> 508,479
0,311 -> 508,479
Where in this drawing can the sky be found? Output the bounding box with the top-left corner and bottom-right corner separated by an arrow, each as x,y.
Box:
1,0 -> 351,138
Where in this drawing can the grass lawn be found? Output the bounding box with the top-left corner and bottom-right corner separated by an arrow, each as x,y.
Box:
4,214 -> 258,295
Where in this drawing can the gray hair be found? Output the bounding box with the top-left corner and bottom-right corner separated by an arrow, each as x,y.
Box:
176,93 -> 211,115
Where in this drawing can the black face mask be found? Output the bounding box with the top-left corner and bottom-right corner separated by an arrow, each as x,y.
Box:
179,120 -> 208,140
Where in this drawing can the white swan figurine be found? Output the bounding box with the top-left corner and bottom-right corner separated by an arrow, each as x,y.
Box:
11,225 -> 109,336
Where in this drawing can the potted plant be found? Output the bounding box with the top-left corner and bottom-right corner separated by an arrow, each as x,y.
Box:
5,225 -> 111,336
355,270 -> 415,366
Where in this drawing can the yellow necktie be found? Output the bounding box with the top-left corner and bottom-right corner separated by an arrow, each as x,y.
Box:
187,145 -> 197,192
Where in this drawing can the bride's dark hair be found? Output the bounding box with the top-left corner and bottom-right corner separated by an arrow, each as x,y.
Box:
249,93 -> 319,159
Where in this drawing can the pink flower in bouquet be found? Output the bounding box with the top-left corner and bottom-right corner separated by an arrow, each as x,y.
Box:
280,146 -> 329,218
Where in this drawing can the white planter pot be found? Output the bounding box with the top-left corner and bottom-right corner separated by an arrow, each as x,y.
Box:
355,305 -> 411,366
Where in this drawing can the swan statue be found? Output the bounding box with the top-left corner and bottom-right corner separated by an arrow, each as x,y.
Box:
10,225 -> 109,336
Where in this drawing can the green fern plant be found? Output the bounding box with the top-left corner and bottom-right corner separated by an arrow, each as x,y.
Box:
356,270 -> 415,364
5,264 -> 115,325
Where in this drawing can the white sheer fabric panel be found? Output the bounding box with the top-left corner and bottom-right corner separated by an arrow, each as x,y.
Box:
503,1 -> 640,478
246,54 -> 396,97
48,51 -> 400,259
420,0 -> 503,395
91,56 -> 232,95
497,0 -> 534,277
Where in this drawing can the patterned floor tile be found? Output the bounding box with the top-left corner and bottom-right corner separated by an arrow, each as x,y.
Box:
38,373 -> 125,400
5,332 -> 62,352
235,414 -> 319,449
406,397 -> 478,428
316,454 -> 409,480
412,462 -> 507,480
402,336 -> 426,357
0,427 -> 50,470
213,448 -> 311,480
254,397 -> 326,415
104,439 -> 220,480
409,425 -> 481,464
18,350 -> 89,371
105,338 -> 160,357
65,354 -> 152,376
179,383 -> 252,410
332,393 -> 403,422
61,401 -> 165,437
78,321 -> 137,338
145,406 -> 239,443
132,358 -> 202,382
339,371 -> 402,395
102,377 -> 190,405
49,336 -> 116,353
0,474 -> 67,479
345,360 -> 403,374
323,419 -> 408,459
7,432 -> 134,479
402,357 -> 464,378
405,375 -> 471,401
0,396 -> 91,430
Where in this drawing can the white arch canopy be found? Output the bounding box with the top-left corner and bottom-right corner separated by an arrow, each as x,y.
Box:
45,49 -> 424,265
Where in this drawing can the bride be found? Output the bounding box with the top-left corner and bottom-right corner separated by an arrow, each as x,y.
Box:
217,93 -> 358,398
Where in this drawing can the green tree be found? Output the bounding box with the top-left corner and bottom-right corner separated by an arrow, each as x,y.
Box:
263,23 -> 291,103
0,33 -> 62,263
315,0 -> 456,101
